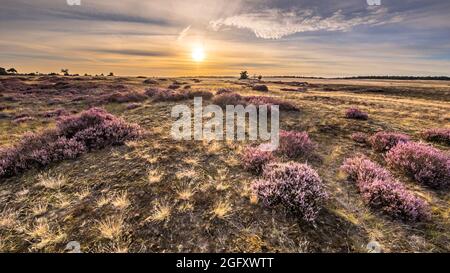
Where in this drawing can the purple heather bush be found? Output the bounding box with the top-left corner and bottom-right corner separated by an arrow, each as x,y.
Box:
421,128 -> 450,145
278,130 -> 315,159
386,142 -> 450,189
351,132 -> 369,144
345,107 -> 368,120
369,131 -> 410,152
252,162 -> 328,222
241,146 -> 275,175
341,155 -> 431,221
0,108 -> 143,178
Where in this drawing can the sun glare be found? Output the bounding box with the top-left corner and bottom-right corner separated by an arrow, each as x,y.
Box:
192,46 -> 205,62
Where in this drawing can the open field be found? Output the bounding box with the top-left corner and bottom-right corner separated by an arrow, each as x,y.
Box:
0,75 -> 449,253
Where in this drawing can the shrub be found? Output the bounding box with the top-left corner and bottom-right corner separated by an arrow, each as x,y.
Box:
252,85 -> 269,92
41,108 -> 70,118
212,93 -> 244,107
341,155 -> 431,221
143,79 -> 158,84
369,131 -> 410,152
241,146 -> 275,175
245,96 -> 299,111
278,130 -> 315,158
187,90 -> 214,100
252,162 -> 328,222
216,88 -> 233,95
345,108 -> 368,120
0,108 -> 143,178
104,91 -> 148,103
125,103 -> 141,110
168,84 -> 181,90
145,88 -> 188,102
351,132 -> 368,143
386,142 -> 450,189
421,128 -> 450,145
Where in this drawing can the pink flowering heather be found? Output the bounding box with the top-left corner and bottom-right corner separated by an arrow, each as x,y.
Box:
186,90 -> 214,100
0,108 -> 143,178
351,132 -> 369,144
278,130 -> 315,159
421,128 -> 450,145
341,155 -> 431,221
252,162 -> 328,222
345,107 -> 368,120
386,142 -> 450,189
369,131 -> 410,152
241,146 -> 275,175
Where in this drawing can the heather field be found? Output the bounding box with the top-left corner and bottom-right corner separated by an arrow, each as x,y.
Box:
0,75 -> 449,253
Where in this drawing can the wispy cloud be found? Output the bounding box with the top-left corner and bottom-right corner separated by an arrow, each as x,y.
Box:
210,7 -> 404,39
177,25 -> 191,41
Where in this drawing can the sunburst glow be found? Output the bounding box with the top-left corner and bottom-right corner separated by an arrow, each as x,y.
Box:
192,46 -> 205,62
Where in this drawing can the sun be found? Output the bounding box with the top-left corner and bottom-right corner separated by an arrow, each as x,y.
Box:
192,46 -> 205,62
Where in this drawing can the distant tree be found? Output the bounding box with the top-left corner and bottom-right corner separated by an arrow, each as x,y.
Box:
100,73 -> 104,76
7,68 -> 17,74
108,72 -> 114,77
61,68 -> 70,76
240,71 -> 249,80
0,67 -> 7,75
258,75 -> 262,81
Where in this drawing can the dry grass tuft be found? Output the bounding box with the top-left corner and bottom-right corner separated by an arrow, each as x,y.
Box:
145,200 -> 172,223
0,208 -> 18,228
37,173 -> 67,190
147,169 -> 164,184
27,220 -> 66,250
96,215 -> 125,240
112,191 -> 131,210
211,200 -> 233,219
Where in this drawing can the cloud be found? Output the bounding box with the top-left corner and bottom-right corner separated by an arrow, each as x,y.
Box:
209,7 -> 404,39
85,48 -> 173,57
177,25 -> 191,41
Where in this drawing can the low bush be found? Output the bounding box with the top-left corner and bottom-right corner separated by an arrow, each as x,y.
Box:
341,155 -> 431,221
278,130 -> 315,158
212,93 -> 244,107
252,85 -> 269,92
345,108 -> 368,120
386,142 -> 450,189
369,131 -> 410,152
104,91 -> 148,103
187,90 -> 214,100
351,132 -> 368,143
145,88 -> 188,102
216,88 -> 233,95
241,146 -> 275,175
252,162 -> 328,222
421,128 -> 450,145
0,108 -> 143,178
143,79 -> 158,84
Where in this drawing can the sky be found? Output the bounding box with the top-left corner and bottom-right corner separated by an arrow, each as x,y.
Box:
1,0 -> 450,77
